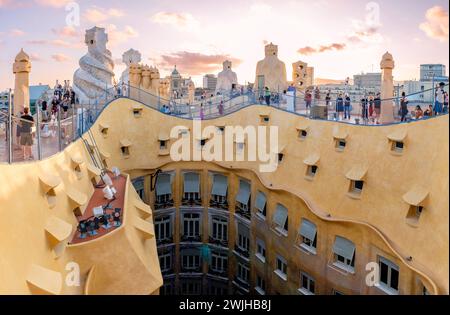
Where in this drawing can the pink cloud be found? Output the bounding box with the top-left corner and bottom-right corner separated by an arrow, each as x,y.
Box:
105,24 -> 139,47
9,29 -> 25,37
419,6 -> 449,42
30,53 -> 43,62
84,7 -> 125,23
157,51 -> 242,75
51,26 -> 79,38
51,53 -> 70,62
151,12 -> 199,30
34,0 -> 71,8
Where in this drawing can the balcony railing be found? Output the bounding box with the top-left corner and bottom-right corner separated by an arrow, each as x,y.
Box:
209,198 -> 228,211
209,237 -> 228,248
234,244 -> 250,259
180,235 -> 202,243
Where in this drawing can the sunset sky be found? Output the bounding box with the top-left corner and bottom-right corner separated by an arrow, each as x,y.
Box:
0,0 -> 448,90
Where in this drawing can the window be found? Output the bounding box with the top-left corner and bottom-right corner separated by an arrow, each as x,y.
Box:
378,257 -> 399,295
236,263 -> 250,284
256,275 -> 266,295
392,141 -> 404,153
236,180 -> 251,218
332,236 -> 356,273
121,146 -> 130,157
275,255 -> 288,281
210,251 -> 228,275
278,153 -> 284,163
132,177 -> 145,200
407,205 -> 424,224
159,252 -> 173,275
180,280 -> 202,295
336,139 -> 346,151
236,142 -> 245,152
298,219 -> 317,254
210,174 -> 228,209
333,289 -> 345,295
272,204 -> 289,236
254,191 -> 267,219
299,272 -> 315,295
210,216 -> 228,244
183,172 -> 201,205
299,129 -> 308,139
155,173 -> 173,209
235,223 -> 250,258
350,180 -> 364,195
307,165 -> 318,178
181,249 -> 202,272
256,238 -> 266,263
160,140 -> 167,150
182,213 -> 201,241
155,215 -> 173,243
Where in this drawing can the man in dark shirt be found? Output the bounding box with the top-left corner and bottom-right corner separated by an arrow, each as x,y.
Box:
20,107 -> 34,160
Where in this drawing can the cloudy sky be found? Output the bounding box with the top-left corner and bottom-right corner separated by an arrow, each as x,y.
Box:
0,0 -> 448,90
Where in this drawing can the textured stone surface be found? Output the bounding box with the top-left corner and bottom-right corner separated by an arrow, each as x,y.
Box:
120,49 -> 142,85
255,43 -> 288,92
73,27 -> 115,104
216,60 -> 238,93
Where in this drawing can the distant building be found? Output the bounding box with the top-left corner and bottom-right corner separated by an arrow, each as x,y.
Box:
0,91 -> 11,110
166,66 -> 193,99
420,64 -> 448,82
353,72 -> 381,90
203,74 -> 218,91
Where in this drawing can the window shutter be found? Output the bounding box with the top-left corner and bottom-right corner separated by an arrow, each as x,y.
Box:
299,219 -> 317,241
236,180 -> 251,205
184,172 -> 200,193
255,191 -> 267,212
211,174 -> 228,197
333,236 -> 355,261
156,173 -> 172,196
273,204 -> 288,227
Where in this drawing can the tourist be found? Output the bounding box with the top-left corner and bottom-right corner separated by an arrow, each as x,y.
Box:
374,93 -> 381,124
415,106 -> 424,120
400,92 -> 409,122
304,89 -> 312,111
71,90 -> 76,105
264,87 -> 271,106
344,93 -> 351,120
200,103 -> 205,120
41,100 -> 49,122
16,111 -> 23,147
314,87 -> 321,102
434,82 -> 446,115
20,108 -> 34,160
62,97 -> 69,119
336,93 -> 344,120
325,92 -> 331,108
361,96 -> 369,122
368,95 -> 375,122
444,91 -> 449,114
218,101 -> 224,116
51,97 -> 59,116
424,105 -> 433,117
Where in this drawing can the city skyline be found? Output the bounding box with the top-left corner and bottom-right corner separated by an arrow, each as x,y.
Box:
0,0 -> 449,90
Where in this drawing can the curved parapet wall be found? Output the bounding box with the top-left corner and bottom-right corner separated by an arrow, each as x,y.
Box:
0,135 -> 162,294
0,97 -> 448,294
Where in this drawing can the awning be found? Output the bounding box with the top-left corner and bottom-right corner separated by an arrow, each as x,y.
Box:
158,131 -> 170,141
299,219 -> 317,241
333,236 -> 355,261
296,121 -> 310,131
99,122 -> 109,131
211,174 -> 228,197
237,222 -> 250,239
70,155 -> 84,166
132,104 -> 143,111
259,110 -> 271,117
387,129 -> 408,142
45,216 -> 73,244
99,149 -> 110,159
156,173 -> 172,196
120,139 -> 132,147
236,180 -> 251,205
255,191 -> 267,212
184,172 -> 200,193
66,187 -> 87,207
403,187 -> 429,206
303,153 -> 320,166
26,264 -> 62,295
86,164 -> 101,177
333,129 -> 348,140
346,165 -> 368,181
273,204 -> 288,227
39,174 -> 61,193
